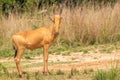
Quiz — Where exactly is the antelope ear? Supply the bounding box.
[48,16,54,23]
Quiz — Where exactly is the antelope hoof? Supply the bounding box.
[43,72,49,75]
[19,74,24,78]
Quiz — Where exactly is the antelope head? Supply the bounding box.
[50,4,63,35]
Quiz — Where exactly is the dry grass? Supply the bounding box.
[0,13,46,48]
[0,2,120,48]
[60,3,120,44]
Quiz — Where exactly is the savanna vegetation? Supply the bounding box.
[0,0,120,80]
[0,0,120,56]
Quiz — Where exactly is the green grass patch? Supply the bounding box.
[0,42,120,58]
[92,69,120,80]
[0,69,92,80]
[0,48,13,58]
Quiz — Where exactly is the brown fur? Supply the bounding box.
[12,15,61,77]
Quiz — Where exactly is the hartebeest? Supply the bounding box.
[12,8,62,77]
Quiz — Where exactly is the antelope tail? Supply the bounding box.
[13,45,17,58]
[12,40,17,58]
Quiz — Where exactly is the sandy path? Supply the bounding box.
[25,51,120,72]
[1,50,119,73]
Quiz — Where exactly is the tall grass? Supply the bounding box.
[60,3,120,45]
[0,2,120,49]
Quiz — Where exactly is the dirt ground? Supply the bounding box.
[28,50,120,72]
[1,50,120,73]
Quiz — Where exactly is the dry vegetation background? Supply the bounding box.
[0,2,120,49]
[1,1,120,80]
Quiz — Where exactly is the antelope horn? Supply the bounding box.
[53,4,56,15]
[58,4,63,15]
[47,4,56,22]
[59,7,62,15]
